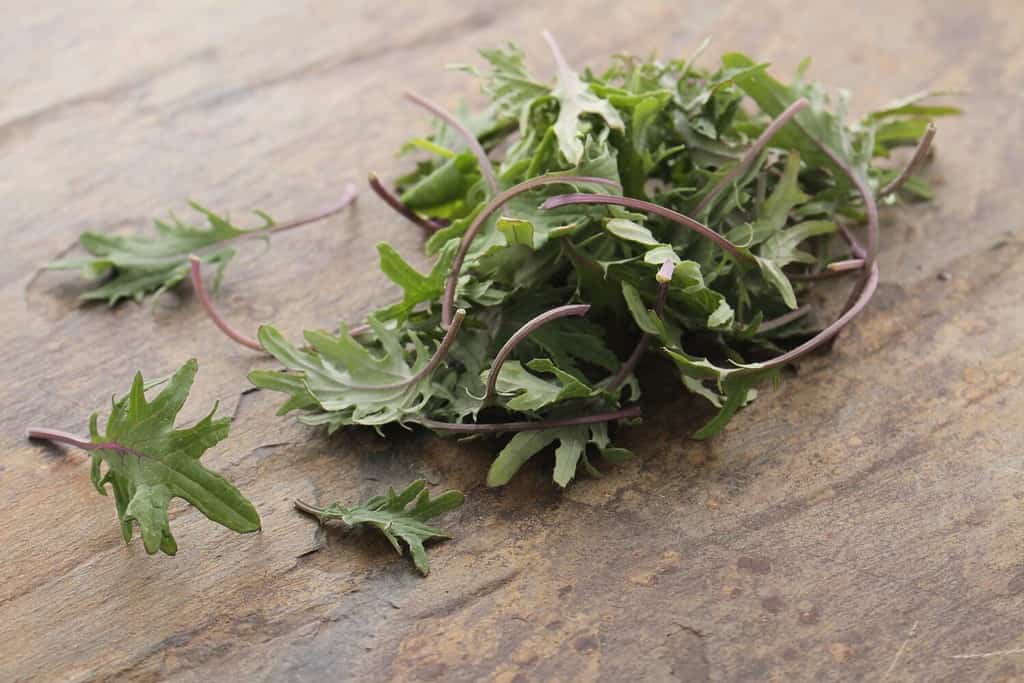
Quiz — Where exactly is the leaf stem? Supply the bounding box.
[838,223,867,259]
[404,91,499,195]
[542,193,752,262]
[441,174,621,328]
[694,98,809,215]
[483,304,591,404]
[294,499,329,519]
[756,303,813,333]
[189,256,264,351]
[258,183,358,235]
[368,172,442,234]
[26,428,145,459]
[419,404,642,433]
[880,123,936,197]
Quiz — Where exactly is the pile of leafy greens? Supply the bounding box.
[248,34,952,487]
[30,35,953,565]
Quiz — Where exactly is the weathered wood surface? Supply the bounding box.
[1,1,1022,680]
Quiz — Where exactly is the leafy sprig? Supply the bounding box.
[27,359,260,555]
[48,186,356,306]
[295,479,464,575]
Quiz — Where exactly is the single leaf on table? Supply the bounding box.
[297,480,464,575]
[30,359,260,555]
[47,202,259,305]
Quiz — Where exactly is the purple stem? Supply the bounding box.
[753,263,879,371]
[542,193,752,262]
[693,99,809,215]
[483,304,591,404]
[441,174,621,328]
[756,304,813,333]
[368,172,441,234]
[604,261,674,392]
[259,183,358,235]
[419,404,643,434]
[26,428,146,459]
[404,91,499,196]
[839,223,867,259]
[343,309,466,391]
[880,123,936,197]
[189,256,263,351]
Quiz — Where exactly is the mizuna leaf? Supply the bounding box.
[299,480,464,575]
[28,359,261,555]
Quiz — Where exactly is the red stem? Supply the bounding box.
[756,303,813,333]
[541,193,751,262]
[27,428,146,459]
[261,183,358,234]
[753,263,879,371]
[483,304,590,403]
[404,91,499,195]
[189,256,263,351]
[880,123,936,197]
[368,172,441,234]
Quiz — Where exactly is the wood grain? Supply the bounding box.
[1,1,1022,680]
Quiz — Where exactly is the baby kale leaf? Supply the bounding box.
[296,480,464,575]
[48,203,253,306]
[28,359,260,555]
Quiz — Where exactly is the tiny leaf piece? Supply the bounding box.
[26,359,260,555]
[295,480,464,575]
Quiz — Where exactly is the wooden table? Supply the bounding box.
[2,1,1021,680]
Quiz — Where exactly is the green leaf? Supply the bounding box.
[86,359,260,555]
[309,480,464,575]
[253,316,450,430]
[549,45,624,164]
[728,151,809,248]
[48,203,266,305]
[605,218,660,245]
[663,348,778,438]
[486,359,598,412]
[400,152,480,213]
[376,241,457,320]
[721,52,863,182]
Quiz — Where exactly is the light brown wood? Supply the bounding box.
[2,1,1022,680]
